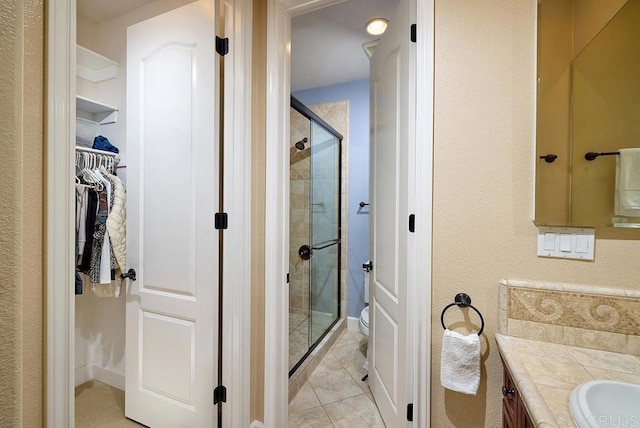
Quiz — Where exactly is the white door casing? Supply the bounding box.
[46,0,254,426]
[263,0,434,426]
[126,1,218,426]
[369,0,416,425]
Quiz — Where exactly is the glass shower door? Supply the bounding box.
[309,119,341,345]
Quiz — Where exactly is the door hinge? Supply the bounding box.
[410,24,416,43]
[407,403,414,421]
[214,385,227,404]
[409,214,415,233]
[215,212,228,229]
[216,36,229,56]
[286,273,290,283]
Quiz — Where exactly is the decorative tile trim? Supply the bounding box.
[509,287,639,336]
[501,279,640,355]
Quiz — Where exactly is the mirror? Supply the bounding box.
[535,0,640,228]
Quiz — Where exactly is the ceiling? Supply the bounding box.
[78,0,155,23]
[77,0,398,91]
[291,0,398,91]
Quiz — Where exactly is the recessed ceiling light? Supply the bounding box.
[366,18,388,36]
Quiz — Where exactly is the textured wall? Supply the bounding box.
[432,1,640,427]
[0,0,44,426]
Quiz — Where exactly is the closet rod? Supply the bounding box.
[75,145,119,157]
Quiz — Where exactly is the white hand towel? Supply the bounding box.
[440,329,481,395]
[615,148,640,217]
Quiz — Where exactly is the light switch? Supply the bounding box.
[537,226,595,261]
[576,235,589,254]
[543,233,556,251]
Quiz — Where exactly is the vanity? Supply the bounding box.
[501,357,533,428]
[497,279,640,427]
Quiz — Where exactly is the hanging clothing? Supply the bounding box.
[74,147,125,298]
[79,190,98,273]
[88,187,116,284]
[76,185,89,263]
[101,166,127,271]
[74,188,86,295]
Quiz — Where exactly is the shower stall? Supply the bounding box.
[289,96,342,375]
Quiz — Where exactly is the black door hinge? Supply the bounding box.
[286,273,290,283]
[410,24,416,43]
[407,403,413,421]
[214,385,227,404]
[215,212,228,230]
[409,214,415,233]
[216,36,229,56]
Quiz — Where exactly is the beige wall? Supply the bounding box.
[251,0,267,421]
[0,0,44,426]
[432,1,640,427]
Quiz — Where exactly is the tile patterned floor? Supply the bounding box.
[289,329,386,427]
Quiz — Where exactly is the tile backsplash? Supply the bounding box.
[499,279,640,355]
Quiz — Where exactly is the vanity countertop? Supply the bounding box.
[496,333,640,428]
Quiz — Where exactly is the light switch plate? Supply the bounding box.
[537,226,595,261]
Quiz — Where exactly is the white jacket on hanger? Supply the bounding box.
[101,166,126,271]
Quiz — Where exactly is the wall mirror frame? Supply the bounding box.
[535,0,640,238]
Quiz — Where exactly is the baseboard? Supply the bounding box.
[250,420,264,428]
[347,316,360,331]
[91,365,126,391]
[75,363,93,387]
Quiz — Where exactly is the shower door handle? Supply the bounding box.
[311,239,341,251]
[299,239,340,260]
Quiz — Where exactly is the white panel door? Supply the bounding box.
[125,1,219,427]
[369,0,415,425]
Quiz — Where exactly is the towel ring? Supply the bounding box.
[440,293,485,336]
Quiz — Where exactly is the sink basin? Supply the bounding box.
[570,380,640,428]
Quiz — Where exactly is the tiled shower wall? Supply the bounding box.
[290,107,311,315]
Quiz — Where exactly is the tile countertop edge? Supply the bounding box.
[496,333,560,428]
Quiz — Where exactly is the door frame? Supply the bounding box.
[263,0,434,426]
[45,0,253,426]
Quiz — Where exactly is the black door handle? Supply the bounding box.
[120,268,137,281]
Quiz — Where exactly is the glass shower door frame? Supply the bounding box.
[288,96,343,377]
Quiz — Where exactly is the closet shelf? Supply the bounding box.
[76,95,118,125]
[77,45,119,83]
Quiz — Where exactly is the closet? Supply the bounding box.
[74,1,220,426]
[74,43,127,390]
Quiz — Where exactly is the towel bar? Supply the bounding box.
[440,293,485,335]
[585,151,620,161]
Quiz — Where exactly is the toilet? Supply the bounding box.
[359,261,371,337]
[359,306,370,336]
